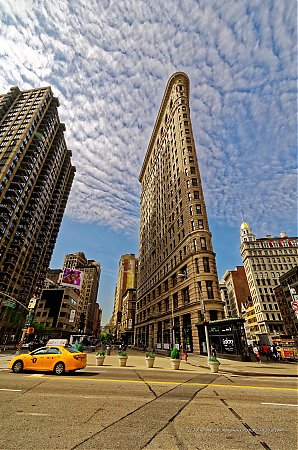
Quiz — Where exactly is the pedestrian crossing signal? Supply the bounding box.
[26,327,34,334]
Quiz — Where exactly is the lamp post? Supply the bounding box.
[171,296,175,349]
[198,286,211,362]
[15,295,38,356]
[176,272,188,350]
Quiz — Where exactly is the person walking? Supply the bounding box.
[261,344,270,362]
[253,344,261,363]
[271,343,279,361]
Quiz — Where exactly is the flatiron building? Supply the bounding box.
[135,72,224,353]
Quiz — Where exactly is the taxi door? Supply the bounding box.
[26,347,49,370]
[44,347,63,370]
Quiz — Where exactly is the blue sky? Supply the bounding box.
[0,0,297,324]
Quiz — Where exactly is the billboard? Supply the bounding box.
[61,268,83,290]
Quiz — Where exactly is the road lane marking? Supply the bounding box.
[16,412,50,416]
[261,402,298,407]
[0,388,22,392]
[24,376,298,391]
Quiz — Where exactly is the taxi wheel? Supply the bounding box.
[53,362,65,375]
[12,360,23,373]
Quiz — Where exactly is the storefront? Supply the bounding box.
[196,318,250,361]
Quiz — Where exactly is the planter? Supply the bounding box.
[145,357,155,368]
[170,358,180,370]
[95,356,105,366]
[118,356,128,367]
[209,362,220,373]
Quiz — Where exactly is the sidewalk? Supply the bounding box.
[87,349,298,377]
[1,348,297,377]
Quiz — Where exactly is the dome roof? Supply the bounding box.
[240,221,250,230]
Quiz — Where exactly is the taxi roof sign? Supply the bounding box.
[46,339,68,346]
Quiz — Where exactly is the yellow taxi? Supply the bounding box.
[9,345,87,375]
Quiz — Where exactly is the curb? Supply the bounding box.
[196,365,298,378]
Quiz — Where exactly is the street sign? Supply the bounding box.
[4,299,16,308]
[28,297,37,309]
[25,314,33,326]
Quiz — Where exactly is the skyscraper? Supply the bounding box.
[135,72,224,353]
[60,252,101,335]
[0,86,75,340]
[111,253,138,338]
[240,221,298,342]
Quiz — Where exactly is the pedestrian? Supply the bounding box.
[261,344,270,362]
[211,345,217,357]
[253,344,261,363]
[271,343,279,361]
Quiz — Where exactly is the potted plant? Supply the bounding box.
[208,356,220,373]
[118,351,128,367]
[95,351,105,366]
[170,347,181,370]
[145,352,155,368]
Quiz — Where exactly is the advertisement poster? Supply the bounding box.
[61,268,83,290]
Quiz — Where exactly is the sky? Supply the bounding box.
[0,0,297,325]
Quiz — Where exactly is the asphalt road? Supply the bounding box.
[0,365,297,450]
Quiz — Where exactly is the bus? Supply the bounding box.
[272,338,297,359]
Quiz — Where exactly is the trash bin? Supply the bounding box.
[106,346,111,356]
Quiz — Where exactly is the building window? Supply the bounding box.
[195,258,199,273]
[190,166,196,174]
[165,298,170,311]
[182,287,190,304]
[200,237,207,250]
[206,281,214,299]
[173,292,178,309]
[203,257,210,272]
[193,238,197,251]
[194,191,200,199]
[198,219,204,229]
[164,280,168,291]
[195,204,201,214]
[191,178,198,186]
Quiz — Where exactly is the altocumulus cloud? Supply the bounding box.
[0,0,296,237]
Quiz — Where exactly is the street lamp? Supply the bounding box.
[15,295,38,356]
[198,286,211,362]
[174,272,188,350]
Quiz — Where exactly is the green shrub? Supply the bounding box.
[118,351,127,357]
[76,344,83,352]
[145,352,155,358]
[170,348,180,359]
[209,356,220,364]
[96,351,105,356]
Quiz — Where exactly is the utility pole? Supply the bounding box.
[15,296,38,356]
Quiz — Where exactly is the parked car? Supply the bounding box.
[9,345,86,375]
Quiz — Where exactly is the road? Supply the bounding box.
[0,363,297,450]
